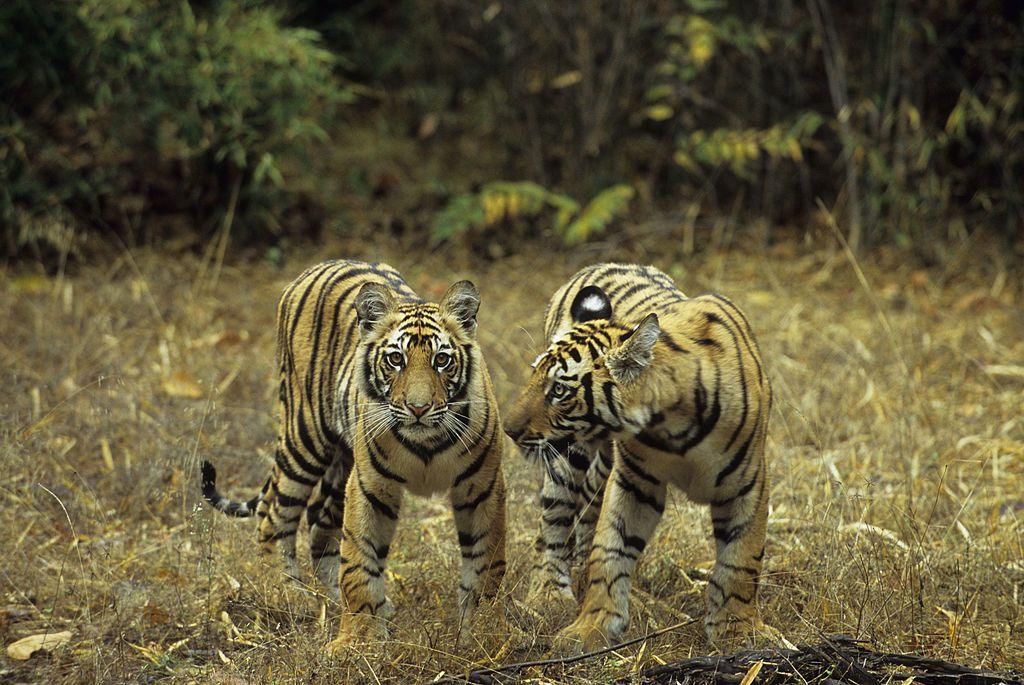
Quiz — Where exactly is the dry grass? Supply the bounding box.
[1,230,1022,683]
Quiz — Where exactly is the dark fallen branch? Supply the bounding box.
[422,632,1022,685]
[634,634,1023,685]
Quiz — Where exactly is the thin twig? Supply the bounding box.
[816,198,908,375]
[210,174,243,291]
[423,618,698,684]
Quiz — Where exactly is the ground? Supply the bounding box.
[1,229,1022,683]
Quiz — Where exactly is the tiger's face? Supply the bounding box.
[505,285,660,456]
[355,280,479,436]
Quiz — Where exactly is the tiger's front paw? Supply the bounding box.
[553,609,626,654]
[526,576,577,618]
[455,596,509,651]
[327,612,387,656]
[704,609,758,650]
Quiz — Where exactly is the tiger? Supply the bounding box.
[504,262,771,650]
[200,260,506,652]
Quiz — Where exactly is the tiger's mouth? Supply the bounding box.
[517,433,572,450]
[393,409,447,428]
[515,434,575,464]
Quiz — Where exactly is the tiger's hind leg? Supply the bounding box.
[706,444,768,647]
[529,445,589,610]
[260,426,332,584]
[306,445,353,601]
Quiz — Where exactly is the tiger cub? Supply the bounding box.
[201,260,506,651]
[505,263,770,649]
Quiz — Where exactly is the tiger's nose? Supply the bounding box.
[406,402,431,417]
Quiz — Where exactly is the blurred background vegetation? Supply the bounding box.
[2,0,1021,263]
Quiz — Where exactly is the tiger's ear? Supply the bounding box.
[606,313,660,384]
[570,285,612,323]
[355,282,396,336]
[441,280,480,335]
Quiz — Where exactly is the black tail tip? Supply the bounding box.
[201,460,216,488]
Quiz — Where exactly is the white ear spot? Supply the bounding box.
[570,285,612,322]
[580,293,606,313]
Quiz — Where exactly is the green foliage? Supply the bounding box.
[431,182,633,246]
[378,0,1021,248]
[562,185,636,245]
[673,114,824,179]
[1,0,350,254]
[639,3,826,185]
[3,0,1022,256]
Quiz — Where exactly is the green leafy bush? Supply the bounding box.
[1,0,350,256]
[3,0,1021,256]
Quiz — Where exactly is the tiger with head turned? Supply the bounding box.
[201,260,506,652]
[505,262,771,650]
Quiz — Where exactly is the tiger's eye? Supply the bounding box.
[550,381,569,399]
[386,351,404,367]
[434,352,451,369]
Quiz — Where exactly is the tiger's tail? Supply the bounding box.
[200,460,268,518]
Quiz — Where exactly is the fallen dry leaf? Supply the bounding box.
[954,288,989,312]
[7,630,73,660]
[100,438,114,471]
[162,371,203,399]
[142,603,170,627]
[213,330,246,350]
[983,364,1024,380]
[191,330,248,351]
[739,659,765,685]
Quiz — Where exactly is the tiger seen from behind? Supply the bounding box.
[201,260,506,653]
[505,263,771,650]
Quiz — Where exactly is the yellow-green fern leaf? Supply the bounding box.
[561,184,634,245]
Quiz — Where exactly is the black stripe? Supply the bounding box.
[288,264,354,346]
[711,460,762,506]
[295,410,330,467]
[615,474,664,513]
[367,441,407,483]
[679,362,722,453]
[612,517,649,553]
[715,427,756,487]
[720,561,760,575]
[658,331,687,352]
[458,530,484,548]
[452,407,494,488]
[453,473,497,512]
[620,450,659,484]
[357,475,398,520]
[275,492,306,508]
[275,449,319,487]
[541,496,576,509]
[282,429,327,476]
[566,446,591,470]
[709,295,765,385]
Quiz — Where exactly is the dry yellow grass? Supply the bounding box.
[1,231,1022,683]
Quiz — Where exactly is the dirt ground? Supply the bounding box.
[2,230,1022,683]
